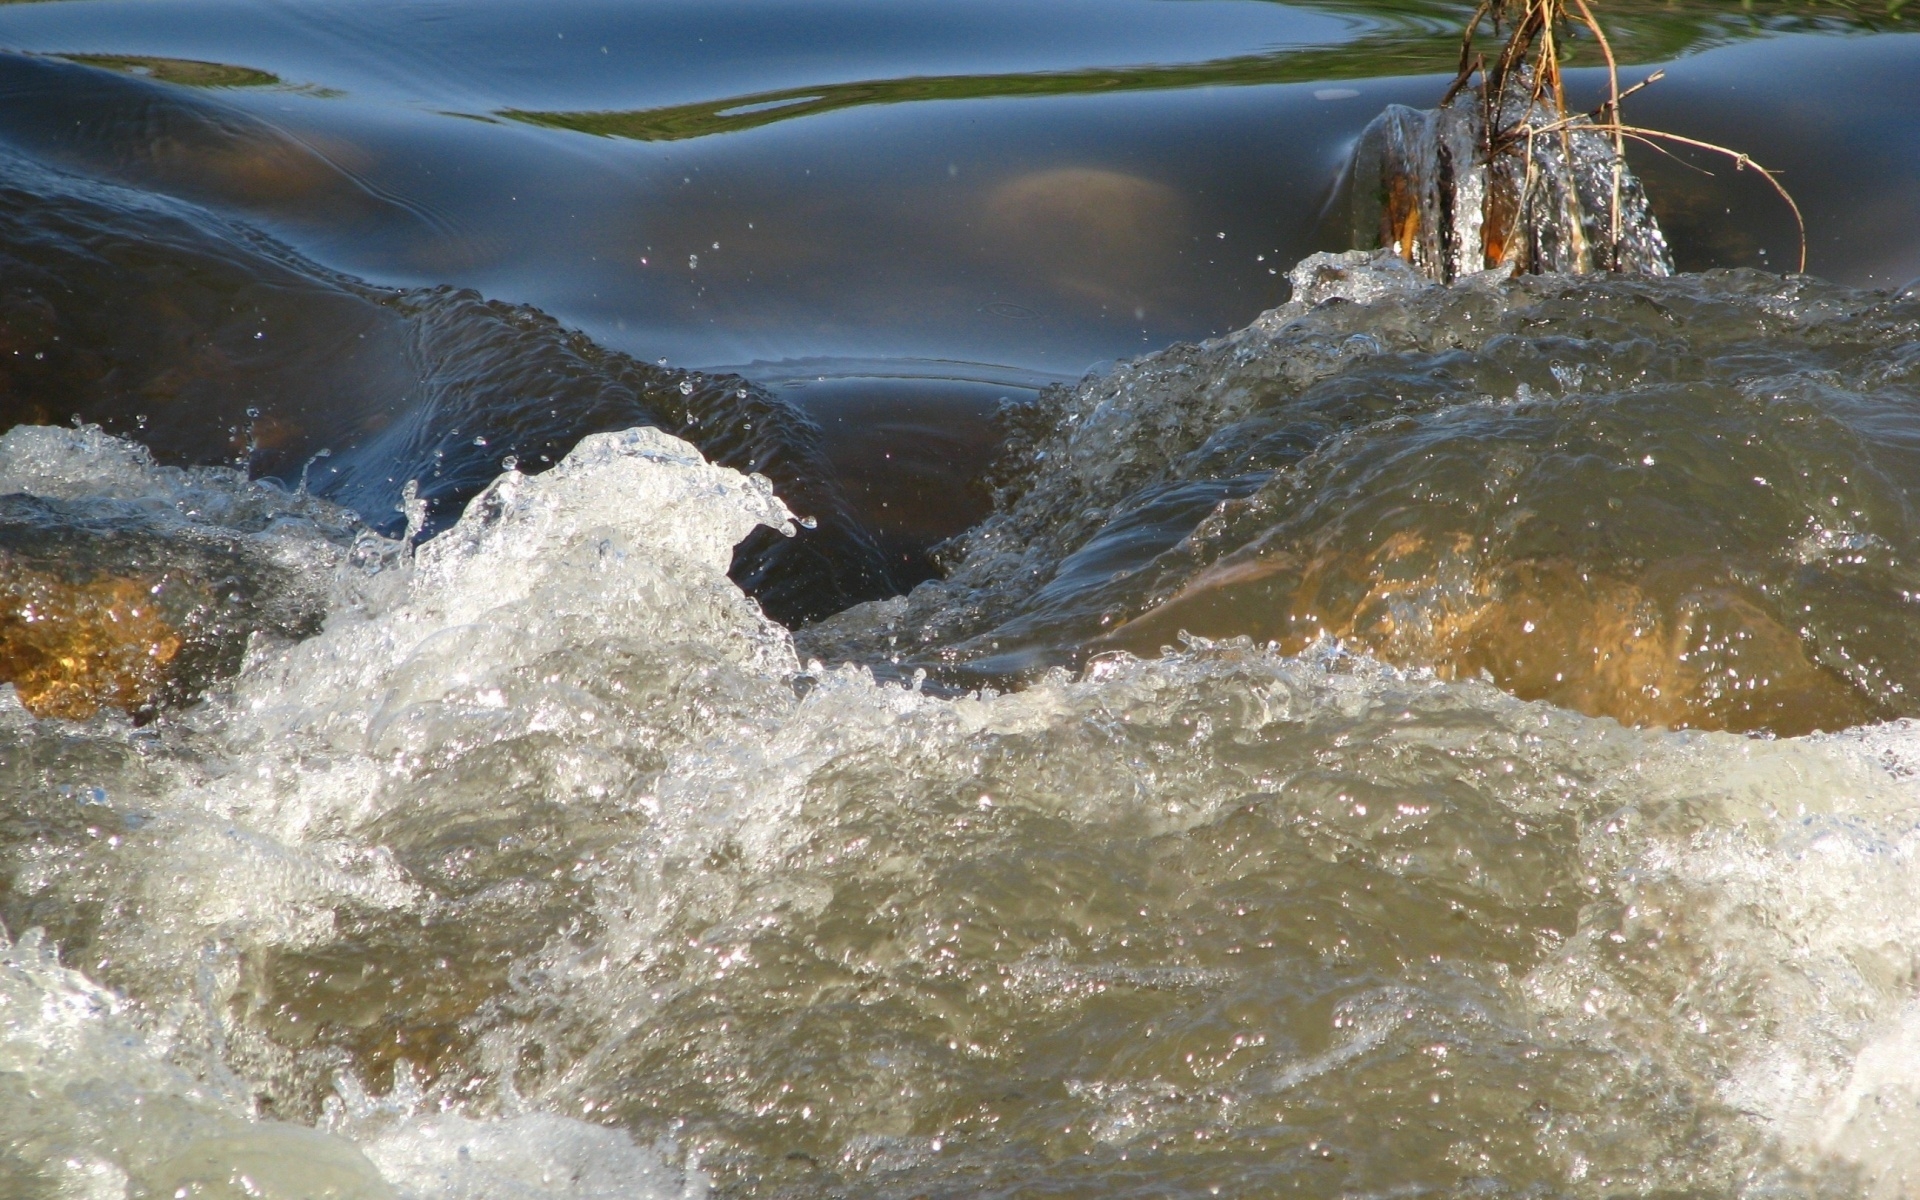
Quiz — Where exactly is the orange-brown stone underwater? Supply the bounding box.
[0,554,185,719]
[1102,530,1871,735]
[821,266,1920,745]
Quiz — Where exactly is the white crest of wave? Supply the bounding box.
[6,419,1920,1196]
[0,424,784,1199]
[0,926,701,1200]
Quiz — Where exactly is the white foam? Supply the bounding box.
[8,422,1920,1196]
[2,426,786,1197]
[0,927,699,1200]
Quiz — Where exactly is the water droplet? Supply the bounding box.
[679,379,695,396]
[399,479,426,544]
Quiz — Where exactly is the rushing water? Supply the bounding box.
[6,1,1920,1197]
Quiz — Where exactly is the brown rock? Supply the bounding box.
[0,553,187,719]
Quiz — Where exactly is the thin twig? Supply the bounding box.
[1614,128,1715,175]
[1593,69,1664,116]
[1604,124,1808,271]
[1432,1,1806,277]
[1441,0,1497,107]
[1566,0,1624,251]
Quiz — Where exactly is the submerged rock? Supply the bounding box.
[1347,71,1672,281]
[806,259,1920,737]
[0,425,349,719]
[0,554,186,719]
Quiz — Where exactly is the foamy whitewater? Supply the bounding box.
[7,260,1920,1198]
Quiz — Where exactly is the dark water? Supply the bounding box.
[7,4,1920,1200]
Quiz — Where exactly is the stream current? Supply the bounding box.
[6,2,1920,1198]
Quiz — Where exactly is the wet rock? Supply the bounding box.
[1104,532,1872,735]
[1347,72,1672,281]
[0,554,185,719]
[811,265,1920,738]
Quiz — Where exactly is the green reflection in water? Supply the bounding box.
[59,53,280,88]
[502,0,1907,143]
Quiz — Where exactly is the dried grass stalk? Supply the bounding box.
[1356,0,1805,279]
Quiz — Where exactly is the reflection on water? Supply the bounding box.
[58,53,282,89]
[0,53,385,223]
[496,47,1449,144]
[0,0,1915,385]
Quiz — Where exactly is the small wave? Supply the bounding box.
[0,140,904,623]
[4,404,1920,1195]
[807,249,1920,736]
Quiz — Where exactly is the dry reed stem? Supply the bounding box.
[1566,0,1625,247]
[1521,107,1811,272]
[1446,0,1808,275]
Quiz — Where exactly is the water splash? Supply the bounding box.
[1346,73,1673,281]
[5,392,1920,1195]
[806,259,1920,735]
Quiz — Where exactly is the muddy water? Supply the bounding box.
[812,255,1920,736]
[6,1,1920,1198]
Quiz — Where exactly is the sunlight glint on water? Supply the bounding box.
[4,382,1920,1195]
